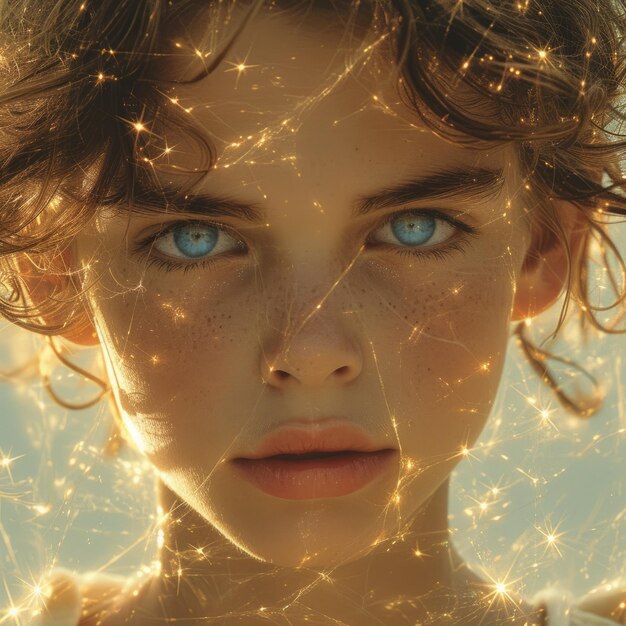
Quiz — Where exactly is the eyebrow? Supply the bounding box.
[353,166,505,216]
[128,166,504,222]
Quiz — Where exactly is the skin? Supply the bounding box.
[30,5,585,625]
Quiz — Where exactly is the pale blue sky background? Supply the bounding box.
[0,225,624,618]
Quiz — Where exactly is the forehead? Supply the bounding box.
[151,6,517,210]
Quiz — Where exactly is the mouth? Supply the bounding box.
[231,449,398,500]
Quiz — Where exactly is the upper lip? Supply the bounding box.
[234,422,397,460]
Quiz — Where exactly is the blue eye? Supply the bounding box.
[173,224,217,258]
[152,222,243,261]
[391,214,436,246]
[372,211,457,249]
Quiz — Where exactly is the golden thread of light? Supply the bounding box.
[2,5,625,624]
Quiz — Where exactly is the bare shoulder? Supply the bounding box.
[39,569,82,617]
[576,581,626,625]
[77,572,160,626]
[76,572,127,626]
[36,569,124,625]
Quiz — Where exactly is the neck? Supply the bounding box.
[130,478,482,624]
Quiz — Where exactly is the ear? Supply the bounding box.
[16,243,99,346]
[512,200,588,322]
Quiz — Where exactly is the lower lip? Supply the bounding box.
[231,450,397,500]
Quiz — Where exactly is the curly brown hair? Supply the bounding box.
[0,0,625,417]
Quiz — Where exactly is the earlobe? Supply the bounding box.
[511,201,588,322]
[511,242,569,321]
[15,244,100,347]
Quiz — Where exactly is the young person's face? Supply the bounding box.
[74,9,532,567]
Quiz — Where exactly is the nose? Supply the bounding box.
[261,300,363,389]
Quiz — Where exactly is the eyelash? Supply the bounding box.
[133,209,479,273]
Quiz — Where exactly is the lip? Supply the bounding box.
[235,423,393,459]
[231,423,399,500]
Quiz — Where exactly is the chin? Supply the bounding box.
[187,462,403,568]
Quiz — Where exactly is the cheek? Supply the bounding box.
[86,264,260,464]
[371,259,515,460]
